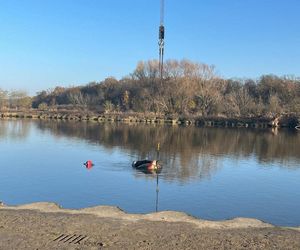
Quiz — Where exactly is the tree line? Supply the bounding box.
[1,59,300,118]
[0,89,32,110]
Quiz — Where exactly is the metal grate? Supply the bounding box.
[53,234,88,244]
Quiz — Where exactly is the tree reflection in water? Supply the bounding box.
[29,120,300,182]
[0,120,31,141]
[1,119,299,181]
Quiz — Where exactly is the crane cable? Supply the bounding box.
[155,142,160,212]
[159,0,165,84]
[160,0,164,25]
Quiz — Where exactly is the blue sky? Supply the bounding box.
[0,0,299,95]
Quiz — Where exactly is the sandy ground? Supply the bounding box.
[1,202,300,250]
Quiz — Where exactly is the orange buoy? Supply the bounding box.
[84,160,93,169]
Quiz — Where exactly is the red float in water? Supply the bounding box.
[84,160,93,169]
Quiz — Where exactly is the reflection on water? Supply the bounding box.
[0,120,31,141]
[33,120,300,181]
[0,119,300,226]
[132,166,162,212]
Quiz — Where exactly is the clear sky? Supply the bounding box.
[0,0,299,95]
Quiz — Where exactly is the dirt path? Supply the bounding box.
[1,203,300,249]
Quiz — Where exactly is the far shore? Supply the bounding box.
[1,109,299,129]
[1,202,300,249]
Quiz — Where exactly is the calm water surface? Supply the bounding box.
[0,119,299,226]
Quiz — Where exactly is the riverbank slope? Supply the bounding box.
[1,202,300,249]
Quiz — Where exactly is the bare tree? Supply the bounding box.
[0,88,8,109]
[8,90,32,110]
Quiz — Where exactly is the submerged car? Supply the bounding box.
[132,160,161,172]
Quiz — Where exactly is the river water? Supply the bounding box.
[0,119,299,226]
